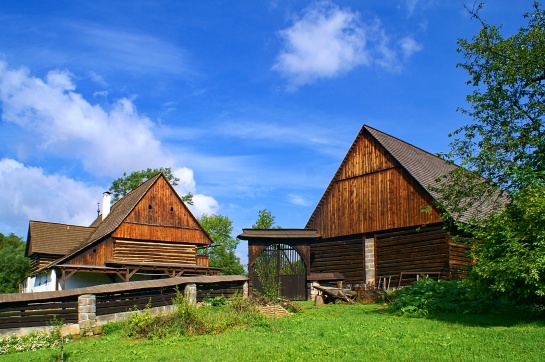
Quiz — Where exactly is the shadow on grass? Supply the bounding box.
[374,304,545,328]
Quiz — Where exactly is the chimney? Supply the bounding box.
[102,192,112,220]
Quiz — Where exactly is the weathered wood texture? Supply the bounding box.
[448,239,472,280]
[307,131,443,239]
[0,296,78,329]
[66,237,115,266]
[196,255,209,267]
[0,278,247,329]
[112,176,210,245]
[376,225,450,287]
[310,237,364,285]
[196,282,246,302]
[113,240,196,264]
[95,287,179,315]
[30,254,63,273]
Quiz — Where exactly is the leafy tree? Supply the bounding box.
[251,209,283,301]
[198,214,245,275]
[469,185,545,305]
[252,209,281,229]
[438,2,545,306]
[0,232,30,293]
[109,167,193,204]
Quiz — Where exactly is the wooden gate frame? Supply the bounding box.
[238,229,321,300]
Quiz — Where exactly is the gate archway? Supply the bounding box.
[238,228,320,301]
[252,244,306,300]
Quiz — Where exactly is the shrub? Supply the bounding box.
[121,292,267,339]
[0,329,69,355]
[388,277,500,317]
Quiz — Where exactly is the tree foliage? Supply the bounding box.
[252,209,281,229]
[198,214,245,275]
[438,2,545,306]
[0,233,30,293]
[443,1,545,202]
[470,185,545,305]
[108,167,193,204]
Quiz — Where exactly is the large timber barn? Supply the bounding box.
[240,125,472,300]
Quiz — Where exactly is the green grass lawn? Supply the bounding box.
[2,303,544,362]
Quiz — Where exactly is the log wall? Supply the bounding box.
[448,240,471,280]
[30,254,62,274]
[113,240,196,264]
[310,237,364,285]
[375,225,449,287]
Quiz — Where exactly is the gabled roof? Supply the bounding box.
[43,173,162,269]
[306,124,488,228]
[26,221,96,257]
[364,125,457,203]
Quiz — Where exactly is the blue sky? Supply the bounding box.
[0,0,533,265]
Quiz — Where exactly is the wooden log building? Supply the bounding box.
[240,125,475,300]
[24,173,219,292]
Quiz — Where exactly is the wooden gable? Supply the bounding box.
[112,175,211,244]
[306,127,443,239]
[55,173,211,269]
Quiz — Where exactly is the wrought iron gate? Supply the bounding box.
[252,244,307,300]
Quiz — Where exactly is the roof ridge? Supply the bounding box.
[40,173,164,271]
[29,220,91,228]
[363,125,447,161]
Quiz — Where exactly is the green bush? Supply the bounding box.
[388,278,500,317]
[121,293,266,339]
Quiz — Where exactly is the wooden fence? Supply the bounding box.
[0,275,248,332]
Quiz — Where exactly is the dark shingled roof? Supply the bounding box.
[307,124,498,227]
[364,125,457,204]
[26,221,96,256]
[237,229,321,240]
[365,125,503,222]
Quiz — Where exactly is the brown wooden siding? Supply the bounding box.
[113,240,196,264]
[112,223,210,244]
[310,237,364,285]
[375,225,449,287]
[448,241,471,280]
[66,237,115,266]
[307,131,443,239]
[196,255,209,267]
[120,176,210,244]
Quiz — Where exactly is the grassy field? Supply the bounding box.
[2,303,544,362]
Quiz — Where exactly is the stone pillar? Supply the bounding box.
[78,294,96,333]
[364,237,375,286]
[242,281,249,298]
[184,284,197,305]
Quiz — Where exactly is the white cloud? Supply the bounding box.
[288,194,310,206]
[65,24,192,77]
[188,194,220,218]
[173,167,197,195]
[0,158,102,237]
[273,1,368,88]
[273,1,423,88]
[0,61,219,230]
[399,36,423,58]
[0,61,171,176]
